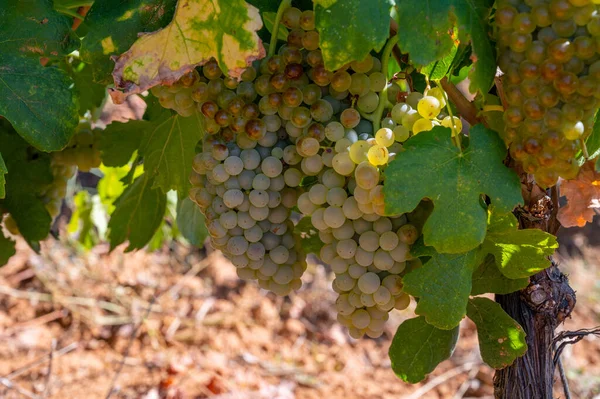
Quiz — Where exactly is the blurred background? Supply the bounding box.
[0,213,599,399]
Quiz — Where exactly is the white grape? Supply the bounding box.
[357,272,380,294]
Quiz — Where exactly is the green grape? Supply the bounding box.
[393,125,410,142]
[351,55,374,73]
[349,73,371,96]
[356,92,379,113]
[354,162,379,189]
[368,72,387,92]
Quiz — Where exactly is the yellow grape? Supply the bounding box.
[412,118,434,135]
[417,96,442,119]
[349,140,370,164]
[375,128,394,147]
[427,87,447,109]
[367,144,389,166]
[441,116,463,135]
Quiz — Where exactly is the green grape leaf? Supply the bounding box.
[68,191,98,250]
[395,0,455,67]
[452,0,496,93]
[176,196,208,247]
[0,53,79,151]
[585,111,600,162]
[0,154,6,199]
[107,173,167,251]
[100,121,148,167]
[97,165,133,214]
[0,0,79,58]
[384,125,522,254]
[80,0,177,84]
[111,0,265,102]
[0,229,16,267]
[246,0,280,11]
[0,128,53,244]
[394,0,495,93]
[293,216,323,255]
[420,29,459,81]
[467,297,527,369]
[471,254,530,295]
[314,0,393,71]
[263,12,289,41]
[404,247,481,329]
[139,111,204,195]
[64,59,107,114]
[389,316,459,383]
[482,210,557,279]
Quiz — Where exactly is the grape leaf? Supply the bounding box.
[394,0,495,93]
[100,121,148,167]
[384,125,522,254]
[263,11,289,41]
[111,0,265,102]
[0,53,79,151]
[293,216,323,255]
[584,111,600,164]
[395,0,455,67]
[97,165,135,214]
[404,246,481,329]
[68,191,98,250]
[0,127,53,244]
[80,0,177,84]
[0,154,6,199]
[452,0,496,93]
[176,196,208,247]
[389,316,459,383]
[64,59,107,114]
[107,173,167,251]
[467,297,527,369]
[420,29,459,81]
[0,229,16,267]
[0,0,79,58]
[557,161,600,227]
[314,0,392,71]
[482,210,557,279]
[139,110,204,194]
[471,254,529,295]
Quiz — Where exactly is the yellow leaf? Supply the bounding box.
[111,0,265,103]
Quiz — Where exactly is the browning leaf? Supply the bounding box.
[557,161,600,228]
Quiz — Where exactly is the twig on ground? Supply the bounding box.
[557,356,572,399]
[2,342,78,380]
[452,366,480,399]
[401,362,478,399]
[0,377,42,399]
[42,340,56,399]
[105,295,158,399]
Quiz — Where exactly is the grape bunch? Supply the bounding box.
[53,122,102,172]
[170,5,440,337]
[495,0,600,187]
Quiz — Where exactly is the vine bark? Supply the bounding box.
[493,172,577,399]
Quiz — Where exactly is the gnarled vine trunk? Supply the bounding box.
[493,178,576,399]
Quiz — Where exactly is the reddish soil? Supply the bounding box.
[0,236,598,399]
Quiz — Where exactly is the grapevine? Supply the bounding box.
[0,0,598,396]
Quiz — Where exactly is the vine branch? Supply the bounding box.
[439,77,484,128]
[368,34,399,131]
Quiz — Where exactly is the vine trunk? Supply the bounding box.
[493,178,576,399]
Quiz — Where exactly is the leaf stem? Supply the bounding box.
[370,35,399,131]
[438,84,462,152]
[269,0,292,58]
[579,138,590,159]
